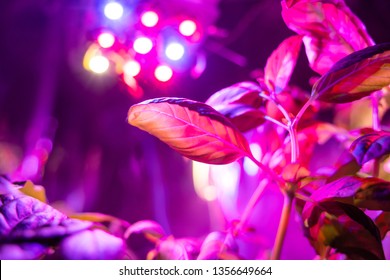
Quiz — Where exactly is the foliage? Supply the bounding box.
[2,0,390,260]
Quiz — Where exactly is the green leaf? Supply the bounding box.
[128,98,253,164]
[303,200,385,259]
[309,176,390,211]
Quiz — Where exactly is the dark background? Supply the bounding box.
[0,0,389,243]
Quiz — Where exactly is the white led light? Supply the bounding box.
[133,37,153,54]
[165,42,185,61]
[141,11,159,27]
[154,65,173,82]
[179,20,197,36]
[89,55,110,74]
[104,2,124,20]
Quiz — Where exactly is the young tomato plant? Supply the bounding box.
[128,0,390,260]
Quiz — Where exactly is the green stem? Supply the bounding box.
[271,191,294,260]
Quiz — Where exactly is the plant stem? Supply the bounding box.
[271,191,294,260]
[234,179,268,236]
[371,91,381,177]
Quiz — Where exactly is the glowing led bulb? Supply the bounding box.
[89,55,110,74]
[154,65,173,82]
[104,2,124,20]
[141,11,159,27]
[123,60,141,77]
[97,32,115,48]
[133,37,153,54]
[179,20,197,36]
[165,42,185,61]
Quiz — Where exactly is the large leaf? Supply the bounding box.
[282,0,374,75]
[264,35,302,94]
[350,131,390,165]
[312,43,390,103]
[0,192,91,241]
[128,97,253,164]
[309,176,390,211]
[303,200,385,259]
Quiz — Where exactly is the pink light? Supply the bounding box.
[123,60,141,77]
[179,20,197,36]
[154,65,173,82]
[141,11,159,27]
[97,32,115,48]
[133,37,153,54]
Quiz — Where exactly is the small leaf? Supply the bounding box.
[375,211,390,239]
[282,0,374,75]
[128,98,252,164]
[18,180,47,203]
[206,82,265,132]
[197,232,238,260]
[57,229,126,260]
[281,163,310,184]
[212,103,265,132]
[206,81,263,108]
[312,43,390,103]
[303,200,385,259]
[350,131,390,165]
[326,157,360,183]
[147,237,195,260]
[264,35,302,94]
[309,176,390,211]
[124,220,166,243]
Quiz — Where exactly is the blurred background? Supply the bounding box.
[0,0,389,259]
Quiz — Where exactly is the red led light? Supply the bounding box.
[133,37,153,54]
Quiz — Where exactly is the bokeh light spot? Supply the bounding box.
[123,60,141,77]
[154,65,173,82]
[133,37,153,54]
[97,32,115,48]
[179,20,197,36]
[104,2,124,20]
[165,42,185,61]
[89,55,110,74]
[141,11,159,27]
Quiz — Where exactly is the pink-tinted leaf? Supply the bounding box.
[206,82,265,132]
[303,200,384,259]
[282,0,374,74]
[350,131,390,165]
[58,229,126,260]
[0,176,21,195]
[206,81,264,108]
[147,237,196,260]
[0,243,48,260]
[264,35,302,94]
[197,232,239,260]
[128,98,253,164]
[375,212,390,240]
[124,220,166,243]
[309,176,390,211]
[212,104,265,132]
[326,157,360,183]
[312,43,390,103]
